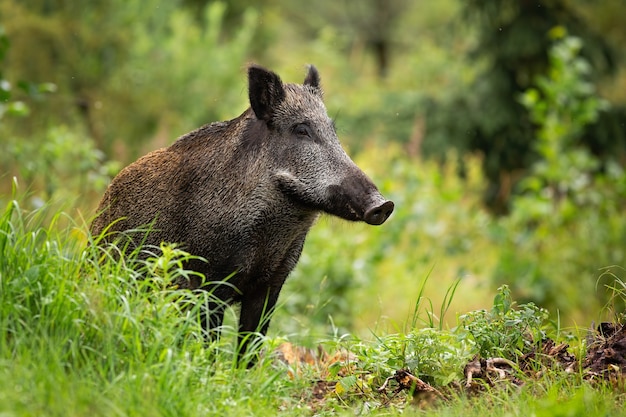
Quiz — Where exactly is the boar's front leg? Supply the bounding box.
[237,285,281,367]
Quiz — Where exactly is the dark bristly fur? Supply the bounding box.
[91,64,394,365]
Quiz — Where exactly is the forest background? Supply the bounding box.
[1,0,626,340]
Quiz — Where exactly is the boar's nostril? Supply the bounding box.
[364,200,394,225]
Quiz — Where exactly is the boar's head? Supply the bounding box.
[248,64,394,225]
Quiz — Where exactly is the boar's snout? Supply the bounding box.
[364,199,394,225]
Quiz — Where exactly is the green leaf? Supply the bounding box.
[338,375,357,393]
[6,101,30,117]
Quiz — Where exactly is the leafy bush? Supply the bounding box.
[331,284,547,392]
[516,30,613,225]
[492,32,626,318]
[3,126,118,207]
[355,327,476,386]
[458,285,548,358]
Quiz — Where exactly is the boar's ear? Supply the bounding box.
[303,65,321,91]
[248,64,286,122]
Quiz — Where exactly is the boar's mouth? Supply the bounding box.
[274,171,394,225]
[325,184,394,225]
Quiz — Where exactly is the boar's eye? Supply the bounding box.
[294,123,312,138]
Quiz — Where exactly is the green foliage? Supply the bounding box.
[1,0,137,136]
[492,33,626,316]
[354,327,476,387]
[3,126,119,205]
[0,1,258,158]
[422,0,623,212]
[342,285,546,389]
[517,31,615,223]
[0,25,52,120]
[458,285,548,358]
[0,24,103,208]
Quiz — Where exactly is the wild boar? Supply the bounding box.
[91,64,394,364]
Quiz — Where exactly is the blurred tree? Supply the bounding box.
[0,0,259,160]
[422,0,626,214]
[0,25,30,121]
[110,2,259,156]
[0,0,151,148]
[181,0,276,59]
[278,0,408,78]
[0,25,112,204]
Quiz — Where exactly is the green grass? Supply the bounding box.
[0,199,298,416]
[404,381,625,417]
[1,195,625,416]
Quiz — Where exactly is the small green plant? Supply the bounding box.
[347,285,547,389]
[458,285,549,358]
